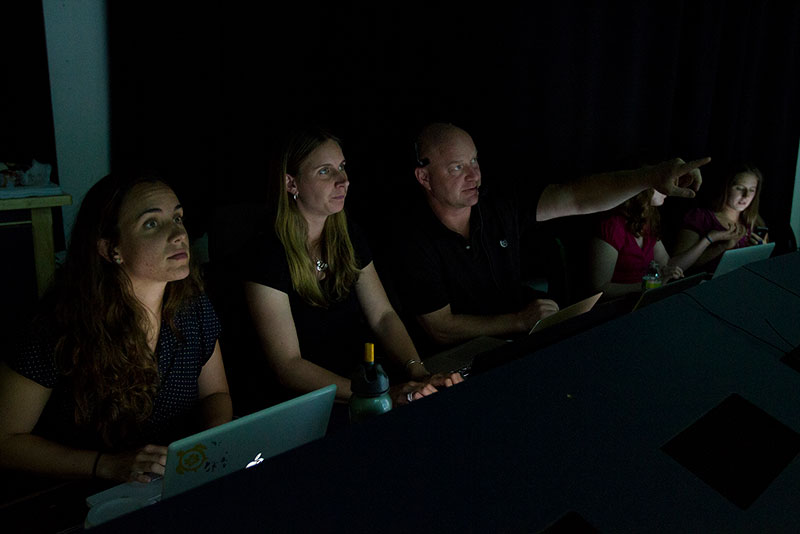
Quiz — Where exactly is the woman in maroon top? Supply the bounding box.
[589,188,734,300]
[674,163,768,274]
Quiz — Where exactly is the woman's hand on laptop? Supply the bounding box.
[390,381,438,406]
[661,264,684,283]
[97,444,168,483]
[405,361,465,387]
[426,372,465,388]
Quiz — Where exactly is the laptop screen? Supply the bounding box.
[714,243,775,278]
[528,292,603,335]
[162,384,336,499]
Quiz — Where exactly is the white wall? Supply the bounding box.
[41,0,110,242]
[792,137,800,251]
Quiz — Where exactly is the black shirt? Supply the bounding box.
[392,186,546,350]
[243,216,372,378]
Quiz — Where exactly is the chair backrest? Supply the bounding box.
[520,221,571,304]
[206,203,284,416]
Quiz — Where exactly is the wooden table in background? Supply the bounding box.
[0,193,72,297]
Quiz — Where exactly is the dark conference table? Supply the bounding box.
[95,252,800,533]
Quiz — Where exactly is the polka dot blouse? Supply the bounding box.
[7,293,222,450]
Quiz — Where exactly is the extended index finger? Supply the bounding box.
[680,156,711,173]
[680,157,711,191]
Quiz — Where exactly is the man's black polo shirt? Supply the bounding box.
[395,186,545,321]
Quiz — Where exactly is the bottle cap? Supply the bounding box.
[351,343,389,397]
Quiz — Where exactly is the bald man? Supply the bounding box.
[395,122,708,350]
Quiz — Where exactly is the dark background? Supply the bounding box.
[104,1,800,255]
[2,0,800,314]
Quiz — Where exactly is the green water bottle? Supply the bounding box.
[349,343,392,423]
[641,260,662,292]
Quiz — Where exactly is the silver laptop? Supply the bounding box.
[85,384,336,519]
[713,242,775,278]
[527,292,603,334]
[422,293,603,376]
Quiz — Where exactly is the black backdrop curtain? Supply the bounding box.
[107,1,800,261]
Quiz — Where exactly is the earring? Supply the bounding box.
[293,193,298,201]
[114,256,122,265]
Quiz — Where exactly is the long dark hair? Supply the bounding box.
[41,170,201,448]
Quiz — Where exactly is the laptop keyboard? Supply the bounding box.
[85,475,163,508]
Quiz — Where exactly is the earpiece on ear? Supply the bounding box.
[413,142,429,168]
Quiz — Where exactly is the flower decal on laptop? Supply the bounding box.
[176,443,208,475]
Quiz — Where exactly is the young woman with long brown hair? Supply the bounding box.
[0,171,231,483]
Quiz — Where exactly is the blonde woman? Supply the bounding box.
[243,126,461,409]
